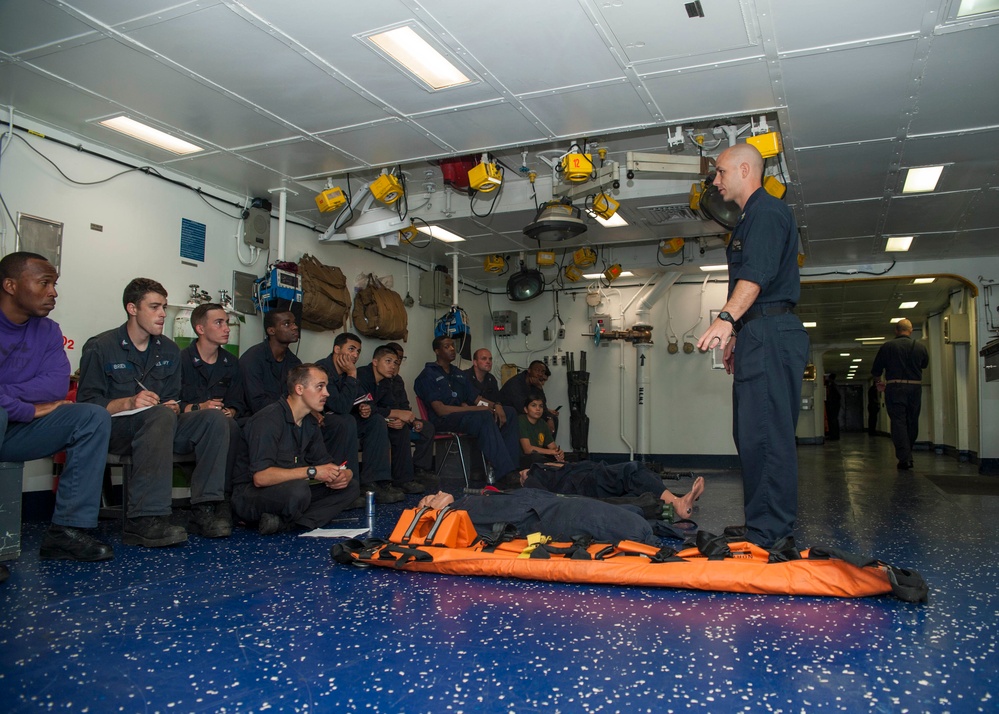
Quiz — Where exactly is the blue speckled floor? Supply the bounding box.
[1,434,997,712]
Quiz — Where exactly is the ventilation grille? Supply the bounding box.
[638,204,699,225]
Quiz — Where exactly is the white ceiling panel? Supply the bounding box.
[802,236,878,264]
[429,1,627,95]
[957,189,999,231]
[521,82,655,138]
[781,39,918,146]
[951,226,999,255]
[883,191,978,234]
[64,0,210,28]
[803,200,883,240]
[166,150,297,199]
[909,24,999,134]
[770,0,928,52]
[239,0,502,115]
[317,120,449,167]
[414,103,547,153]
[236,139,357,182]
[127,5,385,134]
[0,0,98,55]
[795,141,896,203]
[0,64,118,133]
[595,0,757,65]
[28,39,293,148]
[640,59,776,122]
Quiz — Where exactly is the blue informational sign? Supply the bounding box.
[180,218,206,262]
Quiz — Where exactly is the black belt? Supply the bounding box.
[735,303,795,333]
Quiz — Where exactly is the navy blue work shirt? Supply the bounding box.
[78,323,181,407]
[727,187,800,305]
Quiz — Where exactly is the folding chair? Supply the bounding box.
[416,398,487,488]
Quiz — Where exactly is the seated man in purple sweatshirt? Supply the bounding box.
[0,252,113,582]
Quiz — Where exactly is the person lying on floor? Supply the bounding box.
[417,487,659,545]
[515,460,704,520]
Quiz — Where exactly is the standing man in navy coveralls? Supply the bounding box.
[870,318,928,470]
[697,143,810,549]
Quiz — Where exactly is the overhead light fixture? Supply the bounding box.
[890,317,904,323]
[588,210,628,228]
[572,247,597,268]
[561,153,593,182]
[856,336,886,341]
[885,236,914,252]
[902,165,944,193]
[699,264,729,272]
[98,115,203,155]
[899,301,918,309]
[957,0,999,17]
[343,206,408,248]
[802,321,817,328]
[660,237,685,255]
[417,225,465,243]
[468,154,502,193]
[852,358,863,363]
[364,25,472,90]
[840,353,851,357]
[523,200,587,242]
[507,261,545,302]
[912,277,936,284]
[583,267,632,281]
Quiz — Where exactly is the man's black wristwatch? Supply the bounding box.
[306,466,317,479]
[190,403,200,411]
[718,311,736,326]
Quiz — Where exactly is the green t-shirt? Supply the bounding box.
[518,414,554,449]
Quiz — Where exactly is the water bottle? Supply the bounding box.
[366,490,375,534]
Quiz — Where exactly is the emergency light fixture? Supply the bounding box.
[468,155,503,193]
[370,172,404,205]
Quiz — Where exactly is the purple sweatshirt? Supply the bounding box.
[0,310,71,423]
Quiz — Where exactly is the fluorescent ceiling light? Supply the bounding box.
[902,165,943,193]
[586,210,628,228]
[890,317,904,323]
[852,358,863,363]
[912,277,936,284]
[840,353,851,357]
[957,0,999,17]
[699,264,728,272]
[417,225,465,243]
[856,337,885,342]
[366,26,471,90]
[583,271,634,279]
[885,236,913,252]
[899,301,918,309]
[802,321,817,328]
[98,115,203,155]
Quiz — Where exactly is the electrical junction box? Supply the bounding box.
[492,310,518,337]
[943,314,971,344]
[592,313,610,338]
[419,270,453,308]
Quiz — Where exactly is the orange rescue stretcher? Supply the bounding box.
[330,506,929,602]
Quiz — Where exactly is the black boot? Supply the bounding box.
[123,515,188,547]
[187,503,232,538]
[39,525,114,561]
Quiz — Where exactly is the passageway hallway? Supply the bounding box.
[1,435,996,712]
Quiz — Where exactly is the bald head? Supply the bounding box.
[895,318,914,336]
[713,143,765,208]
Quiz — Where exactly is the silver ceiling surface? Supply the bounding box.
[2,0,997,379]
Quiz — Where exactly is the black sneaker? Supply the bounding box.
[396,480,426,495]
[187,503,232,538]
[123,516,188,548]
[258,513,290,535]
[372,482,405,504]
[39,525,114,562]
[346,496,366,510]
